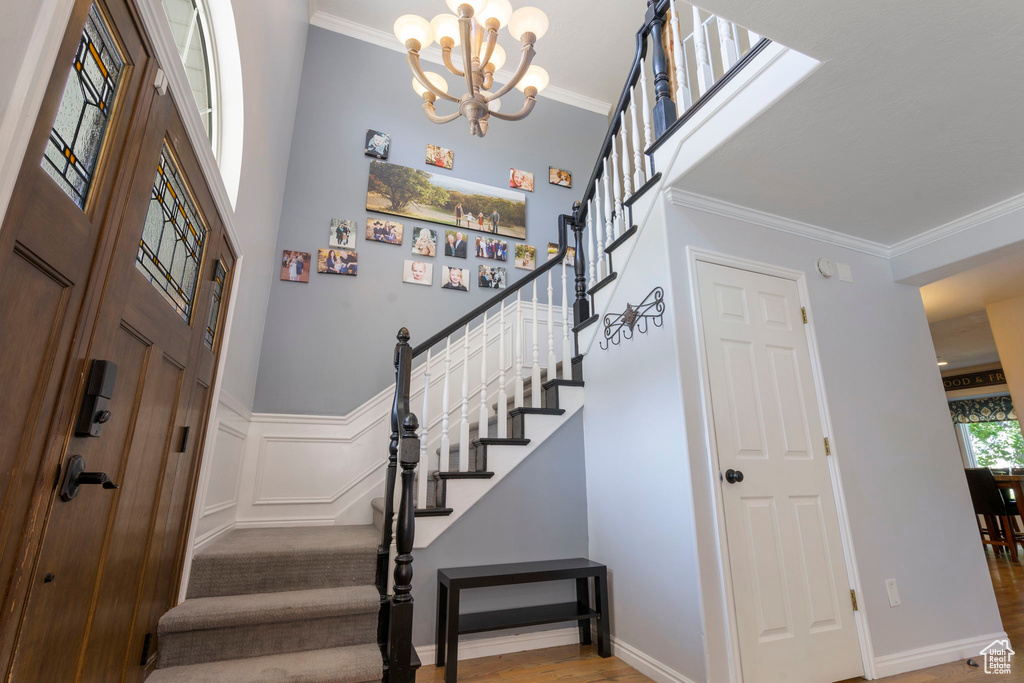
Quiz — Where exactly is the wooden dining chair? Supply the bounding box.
[965,468,1019,561]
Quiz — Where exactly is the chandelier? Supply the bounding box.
[393,0,550,137]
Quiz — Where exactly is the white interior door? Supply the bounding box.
[696,261,862,683]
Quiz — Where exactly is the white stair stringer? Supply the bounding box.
[414,385,584,548]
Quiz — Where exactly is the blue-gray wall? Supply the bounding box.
[411,412,590,647]
[253,28,607,415]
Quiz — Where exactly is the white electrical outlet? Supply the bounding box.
[885,579,901,607]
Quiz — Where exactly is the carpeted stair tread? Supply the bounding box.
[161,585,379,633]
[147,643,382,683]
[188,526,378,598]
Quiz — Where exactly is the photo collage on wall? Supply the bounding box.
[280,127,573,291]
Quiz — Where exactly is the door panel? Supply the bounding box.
[1,0,235,678]
[0,0,151,667]
[696,261,861,683]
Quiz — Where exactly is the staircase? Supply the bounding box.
[149,526,384,682]
[151,1,768,679]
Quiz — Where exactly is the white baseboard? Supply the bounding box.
[611,636,698,683]
[414,627,580,665]
[193,520,235,550]
[872,631,1008,679]
[234,517,335,528]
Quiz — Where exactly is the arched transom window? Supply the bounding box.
[161,0,218,148]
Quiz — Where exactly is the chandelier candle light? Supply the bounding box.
[394,0,550,137]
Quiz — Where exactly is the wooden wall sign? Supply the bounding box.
[943,368,1006,391]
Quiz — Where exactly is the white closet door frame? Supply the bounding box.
[686,246,876,681]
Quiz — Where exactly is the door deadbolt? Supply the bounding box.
[59,455,119,501]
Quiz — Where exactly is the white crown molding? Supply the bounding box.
[888,189,1024,257]
[665,188,891,258]
[307,8,612,116]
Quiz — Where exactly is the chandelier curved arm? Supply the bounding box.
[407,51,460,103]
[488,94,537,121]
[458,15,476,95]
[441,44,465,78]
[479,26,499,71]
[422,101,462,124]
[484,42,535,102]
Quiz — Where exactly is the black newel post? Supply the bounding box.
[388,411,420,682]
[569,209,589,326]
[377,328,410,645]
[647,0,676,137]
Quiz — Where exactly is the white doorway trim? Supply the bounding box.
[685,246,877,681]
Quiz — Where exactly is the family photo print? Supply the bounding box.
[367,160,526,239]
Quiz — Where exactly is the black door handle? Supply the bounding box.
[725,469,744,484]
[59,455,120,501]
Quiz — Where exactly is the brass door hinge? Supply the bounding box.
[850,589,858,611]
[801,307,808,324]
[824,437,831,456]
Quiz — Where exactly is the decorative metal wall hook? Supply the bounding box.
[600,286,665,350]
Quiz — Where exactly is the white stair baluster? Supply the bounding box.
[629,85,645,188]
[718,16,739,69]
[459,324,470,472]
[531,280,541,407]
[693,6,713,96]
[611,135,624,240]
[602,158,614,258]
[668,0,692,111]
[639,58,655,176]
[439,338,452,476]
[587,200,597,288]
[497,301,508,438]
[619,111,633,201]
[561,260,572,379]
[547,270,556,376]
[418,349,431,508]
[478,311,488,442]
[515,290,524,408]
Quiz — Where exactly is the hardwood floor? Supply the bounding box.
[418,553,1023,682]
[416,644,653,682]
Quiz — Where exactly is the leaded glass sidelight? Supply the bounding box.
[136,144,208,322]
[42,3,125,208]
[204,260,226,349]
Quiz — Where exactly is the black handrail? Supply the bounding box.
[574,0,670,228]
[411,214,572,357]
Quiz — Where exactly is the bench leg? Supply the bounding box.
[436,583,448,667]
[576,578,592,646]
[595,573,611,658]
[446,589,461,683]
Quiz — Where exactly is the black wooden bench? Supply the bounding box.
[435,558,610,682]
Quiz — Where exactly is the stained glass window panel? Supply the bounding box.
[136,145,208,322]
[42,4,124,208]
[204,260,226,349]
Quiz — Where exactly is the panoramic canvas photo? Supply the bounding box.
[366,160,526,239]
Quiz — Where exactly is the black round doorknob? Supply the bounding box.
[725,469,744,484]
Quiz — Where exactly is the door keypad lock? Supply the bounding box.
[75,360,117,437]
[59,455,119,501]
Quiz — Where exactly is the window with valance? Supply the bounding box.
[949,396,1017,424]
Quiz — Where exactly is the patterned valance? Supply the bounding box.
[949,396,1017,424]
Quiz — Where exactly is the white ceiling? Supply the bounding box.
[920,248,1024,323]
[672,0,1024,245]
[310,0,649,113]
[311,0,1024,248]
[929,311,1000,371]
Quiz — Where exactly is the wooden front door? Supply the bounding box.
[696,261,861,683]
[0,1,234,680]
